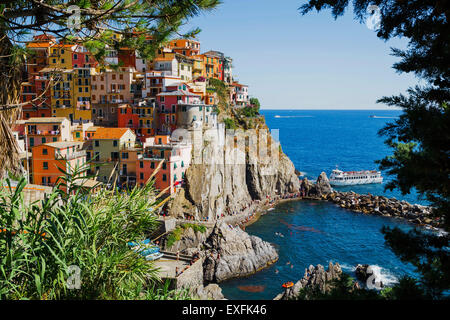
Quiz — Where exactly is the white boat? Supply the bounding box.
[329,168,383,186]
[145,252,164,261]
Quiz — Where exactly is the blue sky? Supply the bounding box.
[182,0,420,110]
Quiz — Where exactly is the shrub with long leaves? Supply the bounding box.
[0,163,175,299]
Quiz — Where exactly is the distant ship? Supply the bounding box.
[275,115,281,118]
[329,167,383,186]
[369,115,376,118]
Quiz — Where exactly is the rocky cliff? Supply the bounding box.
[274,262,343,300]
[169,127,300,220]
[203,222,278,282]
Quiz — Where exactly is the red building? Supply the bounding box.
[118,104,139,130]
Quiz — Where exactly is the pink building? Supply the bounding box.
[91,67,136,104]
[156,90,202,133]
[137,135,191,194]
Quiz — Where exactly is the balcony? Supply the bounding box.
[76,101,91,110]
[56,150,86,160]
[28,130,59,135]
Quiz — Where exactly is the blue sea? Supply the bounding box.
[220,109,424,300]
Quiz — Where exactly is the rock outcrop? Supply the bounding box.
[163,226,212,254]
[324,191,438,227]
[355,264,370,283]
[274,262,342,300]
[170,127,300,221]
[300,172,333,198]
[192,284,225,300]
[203,223,278,282]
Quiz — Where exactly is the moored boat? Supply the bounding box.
[329,168,383,186]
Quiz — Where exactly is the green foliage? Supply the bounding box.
[1,1,222,62]
[224,117,237,130]
[166,226,184,249]
[301,0,450,299]
[181,223,207,234]
[239,106,259,118]
[208,78,229,110]
[381,227,449,299]
[166,223,207,248]
[380,276,429,300]
[249,97,261,111]
[0,163,174,300]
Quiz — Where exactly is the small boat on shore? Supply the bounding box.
[329,167,383,186]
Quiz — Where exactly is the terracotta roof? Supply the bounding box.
[26,42,52,48]
[93,127,132,139]
[44,141,84,149]
[26,117,67,123]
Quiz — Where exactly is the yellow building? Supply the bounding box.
[48,44,76,69]
[47,67,94,122]
[191,56,204,80]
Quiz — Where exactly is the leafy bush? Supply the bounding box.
[0,164,171,300]
[224,118,237,130]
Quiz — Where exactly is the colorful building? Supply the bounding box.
[32,141,86,187]
[90,127,136,184]
[25,117,72,150]
[201,51,224,81]
[21,35,56,119]
[232,82,249,107]
[169,39,201,56]
[137,135,192,194]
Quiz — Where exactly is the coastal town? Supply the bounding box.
[15,33,254,194]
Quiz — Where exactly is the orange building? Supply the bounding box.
[169,39,200,56]
[21,35,56,119]
[32,141,86,187]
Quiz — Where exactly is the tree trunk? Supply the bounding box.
[0,32,25,179]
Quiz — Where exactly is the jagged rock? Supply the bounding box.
[165,226,211,254]
[274,262,342,300]
[203,223,278,282]
[171,129,300,220]
[192,284,225,300]
[355,264,370,283]
[313,172,333,195]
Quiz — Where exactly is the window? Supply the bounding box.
[140,172,144,180]
[181,161,184,168]
[162,174,167,181]
[29,137,34,147]
[122,152,129,159]
[42,137,46,143]
[140,161,144,169]
[53,137,57,142]
[160,150,165,158]
[43,162,48,170]
[42,148,48,155]
[95,152,100,161]
[113,140,118,147]
[75,132,80,138]
[174,175,177,182]
[150,162,155,169]
[162,162,166,170]
[94,140,99,147]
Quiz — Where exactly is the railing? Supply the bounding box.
[28,130,60,135]
[56,150,86,160]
